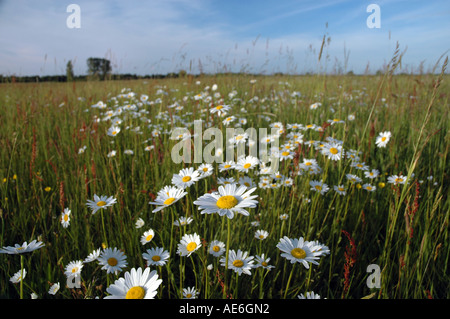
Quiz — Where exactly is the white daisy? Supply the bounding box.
[107,125,121,137]
[219,161,236,172]
[64,260,83,280]
[142,247,170,267]
[0,240,45,255]
[309,180,330,195]
[254,254,275,270]
[149,186,187,213]
[220,249,254,276]
[234,155,259,173]
[172,167,200,189]
[255,229,269,240]
[60,207,71,228]
[98,247,128,275]
[208,240,226,257]
[10,269,26,283]
[48,282,60,295]
[177,233,202,257]
[140,229,155,245]
[321,142,344,161]
[84,248,101,263]
[333,185,347,196]
[104,267,162,299]
[193,183,258,219]
[197,163,214,178]
[298,291,321,299]
[173,216,194,227]
[375,131,391,148]
[183,287,199,299]
[276,236,321,269]
[86,194,117,215]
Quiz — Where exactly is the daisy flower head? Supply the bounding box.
[177,233,202,257]
[107,125,121,137]
[346,174,362,184]
[276,236,321,269]
[104,267,162,299]
[135,217,145,229]
[254,254,275,270]
[309,180,330,195]
[64,260,83,280]
[84,248,101,263]
[220,249,254,276]
[362,183,376,192]
[229,132,249,146]
[298,291,321,299]
[48,282,60,295]
[173,216,194,227]
[86,194,117,215]
[183,287,199,299]
[193,183,258,219]
[321,142,344,161]
[238,176,255,188]
[387,174,407,185]
[140,229,155,245]
[142,247,170,267]
[210,104,231,117]
[375,131,391,148]
[217,176,236,185]
[333,185,347,196]
[60,207,71,228]
[364,169,380,179]
[0,240,45,255]
[10,269,26,283]
[235,155,260,173]
[208,240,226,257]
[149,186,187,213]
[98,247,128,275]
[172,167,200,189]
[219,161,235,172]
[222,115,236,126]
[255,229,269,240]
[197,163,214,178]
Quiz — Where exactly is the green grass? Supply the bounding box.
[0,70,449,299]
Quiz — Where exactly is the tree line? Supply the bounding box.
[0,57,187,83]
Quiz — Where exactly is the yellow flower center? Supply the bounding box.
[366,186,372,190]
[112,131,117,135]
[97,201,107,207]
[244,182,250,187]
[163,197,176,205]
[261,262,268,267]
[203,167,208,172]
[71,267,78,273]
[243,163,251,169]
[224,164,231,169]
[282,151,290,156]
[291,248,307,259]
[395,178,404,183]
[381,137,387,141]
[216,105,223,110]
[186,242,197,252]
[315,185,322,191]
[329,147,339,155]
[259,235,265,239]
[186,293,193,298]
[146,234,153,242]
[236,135,244,140]
[152,255,161,262]
[125,286,146,299]
[216,195,238,209]
[338,187,345,191]
[233,259,244,268]
[305,162,312,166]
[182,176,192,183]
[64,215,69,221]
[212,245,220,252]
[107,257,118,266]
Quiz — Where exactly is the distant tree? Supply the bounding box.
[87,57,112,80]
[66,60,74,82]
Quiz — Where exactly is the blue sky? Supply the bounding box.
[0,0,449,76]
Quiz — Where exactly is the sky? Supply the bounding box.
[0,0,449,76]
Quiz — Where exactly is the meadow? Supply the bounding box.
[0,59,449,299]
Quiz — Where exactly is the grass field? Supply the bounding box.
[0,60,449,299]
